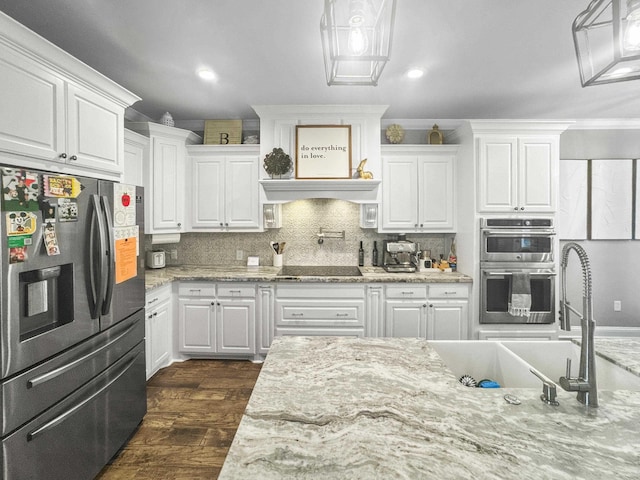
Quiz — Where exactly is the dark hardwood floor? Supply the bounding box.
[96,359,262,480]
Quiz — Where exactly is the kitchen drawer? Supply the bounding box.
[385,285,427,299]
[428,284,469,299]
[276,300,365,328]
[178,282,216,297]
[275,327,365,337]
[146,284,172,308]
[217,284,256,298]
[276,284,365,299]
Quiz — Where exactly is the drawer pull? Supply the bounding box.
[291,313,304,317]
[229,290,242,294]
[401,291,414,295]
[189,289,201,293]
[148,297,159,304]
[335,313,349,317]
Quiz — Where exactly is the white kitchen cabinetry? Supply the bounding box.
[0,14,139,179]
[381,145,457,232]
[366,284,385,337]
[384,285,428,337]
[275,285,366,337]
[477,135,558,213]
[177,282,256,357]
[216,284,256,355]
[256,285,275,355]
[145,284,172,379]
[426,284,469,340]
[127,122,201,234]
[123,129,148,186]
[187,145,261,231]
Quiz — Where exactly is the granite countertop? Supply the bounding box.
[144,265,473,290]
[219,336,640,479]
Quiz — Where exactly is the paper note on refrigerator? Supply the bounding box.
[113,184,136,227]
[115,236,137,284]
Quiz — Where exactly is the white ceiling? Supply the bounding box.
[0,0,638,123]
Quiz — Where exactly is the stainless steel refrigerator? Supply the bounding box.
[0,165,147,480]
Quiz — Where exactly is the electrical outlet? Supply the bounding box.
[170,249,178,260]
[236,249,244,261]
[614,300,622,312]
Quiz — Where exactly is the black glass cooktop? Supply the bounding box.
[277,265,362,277]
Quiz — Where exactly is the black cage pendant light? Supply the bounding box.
[573,0,640,86]
[320,0,397,86]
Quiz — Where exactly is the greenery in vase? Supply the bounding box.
[263,147,293,178]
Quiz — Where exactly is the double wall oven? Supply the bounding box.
[480,218,556,324]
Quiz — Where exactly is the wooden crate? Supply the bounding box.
[204,120,242,145]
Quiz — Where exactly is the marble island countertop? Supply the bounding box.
[219,337,640,479]
[145,265,472,290]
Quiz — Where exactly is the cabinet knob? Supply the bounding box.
[513,207,518,211]
[177,222,182,227]
[420,223,424,227]
[414,223,418,227]
[220,222,224,227]
[59,153,67,159]
[148,314,153,319]
[69,155,78,161]
[520,207,525,211]
[153,312,158,317]
[225,223,229,227]
[424,304,428,308]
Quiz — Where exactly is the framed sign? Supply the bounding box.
[295,125,352,179]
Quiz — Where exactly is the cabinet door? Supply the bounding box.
[366,285,384,337]
[217,299,255,354]
[518,137,557,212]
[151,135,185,232]
[381,157,418,230]
[477,137,518,212]
[66,84,123,175]
[124,130,147,186]
[150,299,172,374]
[190,157,225,229]
[178,298,216,353]
[0,47,65,161]
[257,285,274,354]
[225,156,260,229]
[384,301,426,337]
[427,301,468,340]
[591,159,633,239]
[418,155,455,230]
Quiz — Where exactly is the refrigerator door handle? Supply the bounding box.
[100,195,115,315]
[89,195,106,318]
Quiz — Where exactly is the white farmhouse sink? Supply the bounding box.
[430,341,540,388]
[430,340,640,391]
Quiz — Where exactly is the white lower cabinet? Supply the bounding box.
[427,284,469,340]
[145,284,172,379]
[384,285,428,337]
[256,285,275,355]
[384,283,470,340]
[275,284,366,337]
[177,282,256,357]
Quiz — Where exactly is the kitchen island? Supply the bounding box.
[219,336,640,479]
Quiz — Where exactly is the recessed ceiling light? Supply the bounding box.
[406,68,424,79]
[197,69,217,81]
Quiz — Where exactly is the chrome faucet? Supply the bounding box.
[558,242,598,407]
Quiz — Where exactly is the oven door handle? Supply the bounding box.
[482,230,556,236]
[483,271,557,276]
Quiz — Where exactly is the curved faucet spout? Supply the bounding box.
[559,242,597,407]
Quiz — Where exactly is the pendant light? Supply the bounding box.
[320,0,397,86]
[573,0,640,86]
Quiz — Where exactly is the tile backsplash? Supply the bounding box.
[146,199,451,267]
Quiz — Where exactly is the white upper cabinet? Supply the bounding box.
[187,145,261,232]
[381,145,457,232]
[126,122,201,234]
[123,129,148,186]
[0,13,139,179]
[477,135,558,213]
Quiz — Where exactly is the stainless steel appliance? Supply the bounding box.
[1,165,146,480]
[480,217,554,263]
[382,240,417,273]
[480,218,556,324]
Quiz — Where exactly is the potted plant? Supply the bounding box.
[263,147,293,179]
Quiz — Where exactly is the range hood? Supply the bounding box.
[260,179,381,203]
